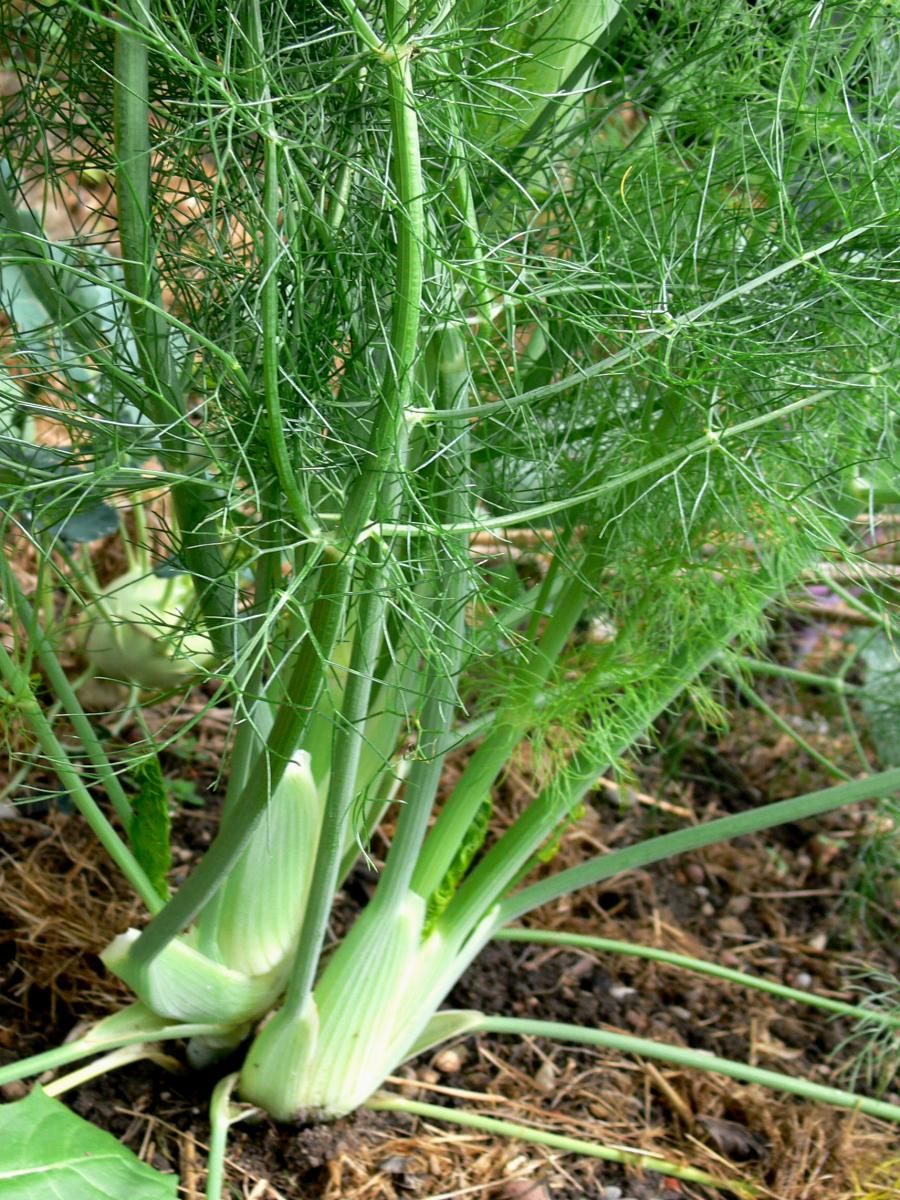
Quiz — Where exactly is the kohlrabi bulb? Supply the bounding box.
[84,568,215,690]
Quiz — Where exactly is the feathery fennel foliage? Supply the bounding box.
[0,0,898,1190]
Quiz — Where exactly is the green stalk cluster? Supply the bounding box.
[1,0,896,1165]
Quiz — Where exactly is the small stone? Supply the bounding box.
[534,1061,557,1094]
[669,1005,691,1022]
[0,1080,28,1100]
[417,1068,439,1085]
[500,1180,550,1200]
[728,895,751,915]
[600,1188,623,1200]
[808,931,827,952]
[791,971,813,990]
[718,915,746,937]
[701,902,715,917]
[686,863,705,884]
[610,985,637,1000]
[694,885,710,898]
[433,1047,465,1074]
[721,951,740,968]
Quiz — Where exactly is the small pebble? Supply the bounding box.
[433,1047,465,1074]
[792,971,813,990]
[808,931,828,952]
[669,1005,691,1022]
[417,1068,439,1085]
[600,1188,623,1200]
[534,1061,557,1094]
[568,957,594,980]
[718,915,746,937]
[609,985,637,1000]
[701,901,715,917]
[686,863,705,884]
[728,895,751,915]
[500,1180,549,1200]
[0,1080,28,1101]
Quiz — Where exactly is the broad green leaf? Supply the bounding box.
[860,632,900,767]
[0,364,21,441]
[0,436,120,542]
[130,756,172,901]
[46,501,121,544]
[0,259,55,371]
[0,1086,178,1200]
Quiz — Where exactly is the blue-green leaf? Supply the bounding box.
[860,632,900,768]
[0,1086,178,1199]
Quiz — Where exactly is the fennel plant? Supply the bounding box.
[0,0,898,1193]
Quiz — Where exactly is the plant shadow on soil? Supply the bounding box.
[1,656,899,1200]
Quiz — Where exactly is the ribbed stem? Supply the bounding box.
[498,766,900,925]
[411,572,590,898]
[249,0,316,537]
[376,330,471,908]
[281,551,391,1014]
[476,1015,900,1124]
[113,0,238,660]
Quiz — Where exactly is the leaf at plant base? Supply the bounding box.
[0,437,119,540]
[860,632,900,767]
[0,259,55,371]
[0,1086,178,1199]
[0,363,22,437]
[130,755,172,900]
[46,499,121,544]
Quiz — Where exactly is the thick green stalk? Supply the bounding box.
[3,564,133,830]
[498,766,900,924]
[281,0,428,987]
[126,572,347,965]
[127,111,433,961]
[280,551,392,1015]
[113,1,178,412]
[440,606,779,939]
[113,0,238,660]
[496,929,900,1030]
[375,331,471,908]
[411,570,591,898]
[475,1016,900,1124]
[249,0,316,538]
[0,640,161,912]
